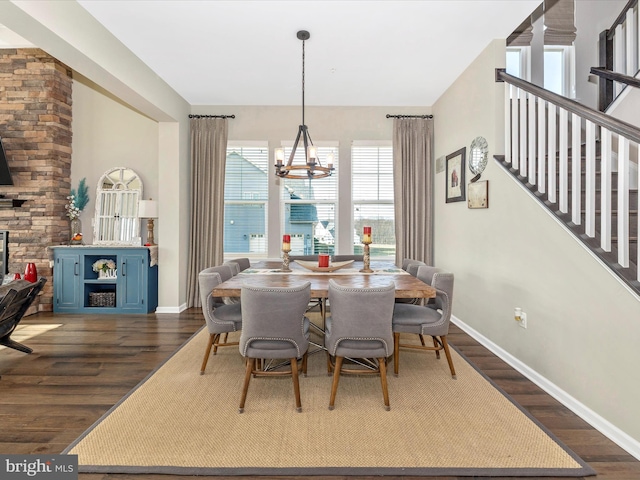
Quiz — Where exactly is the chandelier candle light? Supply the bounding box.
[274,30,335,180]
[282,234,292,272]
[360,226,373,273]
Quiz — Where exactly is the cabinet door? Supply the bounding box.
[55,253,81,310]
[119,252,147,312]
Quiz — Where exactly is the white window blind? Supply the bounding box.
[352,145,395,259]
[224,145,269,256]
[281,146,338,256]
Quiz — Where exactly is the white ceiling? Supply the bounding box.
[2,1,540,107]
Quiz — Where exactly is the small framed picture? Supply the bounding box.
[468,180,489,209]
[445,147,466,203]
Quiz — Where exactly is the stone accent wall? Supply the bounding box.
[0,48,73,312]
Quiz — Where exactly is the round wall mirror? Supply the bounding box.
[93,167,143,245]
[469,136,488,182]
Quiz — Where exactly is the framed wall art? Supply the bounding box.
[468,180,489,209]
[445,147,466,203]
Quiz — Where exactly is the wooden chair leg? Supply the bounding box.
[200,333,216,375]
[291,357,302,412]
[238,358,254,413]
[440,336,457,379]
[379,357,390,411]
[419,334,426,346]
[393,332,400,376]
[302,352,308,376]
[432,335,441,359]
[326,351,332,375]
[328,356,344,410]
[213,332,221,355]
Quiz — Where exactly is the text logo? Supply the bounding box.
[1,455,78,480]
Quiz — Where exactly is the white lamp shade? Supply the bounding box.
[138,200,158,218]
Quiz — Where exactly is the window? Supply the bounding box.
[351,144,394,259]
[281,145,338,256]
[224,145,269,256]
[506,46,530,81]
[544,45,575,97]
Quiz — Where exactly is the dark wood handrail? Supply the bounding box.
[590,67,640,88]
[496,69,640,144]
[607,0,638,40]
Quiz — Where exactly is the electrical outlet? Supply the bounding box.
[519,312,527,329]
[514,308,527,329]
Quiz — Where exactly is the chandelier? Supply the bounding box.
[274,30,334,180]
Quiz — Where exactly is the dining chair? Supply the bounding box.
[392,265,456,379]
[228,257,251,271]
[332,254,364,262]
[325,279,395,411]
[396,259,426,305]
[223,261,241,275]
[238,281,311,413]
[198,268,242,375]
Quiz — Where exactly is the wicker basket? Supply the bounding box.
[89,291,116,307]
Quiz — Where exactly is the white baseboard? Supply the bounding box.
[452,315,640,461]
[155,303,188,314]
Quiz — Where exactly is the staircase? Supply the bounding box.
[495,2,640,297]
[496,70,640,297]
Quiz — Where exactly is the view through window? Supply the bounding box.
[352,144,395,259]
[223,145,269,255]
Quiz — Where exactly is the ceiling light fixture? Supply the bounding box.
[274,30,334,180]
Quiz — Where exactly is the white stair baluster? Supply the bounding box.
[618,136,630,267]
[585,121,596,237]
[600,128,612,252]
[571,113,582,225]
[559,108,569,213]
[537,99,546,194]
[548,103,557,203]
[528,92,536,185]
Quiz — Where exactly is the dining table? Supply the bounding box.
[211,259,435,368]
[210,259,436,301]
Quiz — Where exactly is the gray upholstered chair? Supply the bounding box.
[405,260,427,277]
[325,279,395,411]
[228,257,251,271]
[238,281,311,413]
[392,265,456,379]
[289,255,318,261]
[396,259,426,304]
[198,268,242,375]
[223,260,241,275]
[332,254,364,262]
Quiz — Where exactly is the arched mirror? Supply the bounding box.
[469,136,489,183]
[93,167,143,244]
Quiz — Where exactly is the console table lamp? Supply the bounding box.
[138,199,158,246]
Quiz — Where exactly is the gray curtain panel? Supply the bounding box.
[186,117,228,308]
[392,117,434,267]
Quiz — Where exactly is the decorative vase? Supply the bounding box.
[24,262,37,283]
[70,217,84,245]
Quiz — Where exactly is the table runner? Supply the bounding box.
[242,267,408,276]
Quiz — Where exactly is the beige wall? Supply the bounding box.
[433,39,640,452]
[71,75,160,244]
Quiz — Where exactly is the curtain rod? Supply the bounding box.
[188,114,236,119]
[386,114,433,119]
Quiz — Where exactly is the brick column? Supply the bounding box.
[0,48,73,312]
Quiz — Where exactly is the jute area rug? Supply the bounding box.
[63,325,595,477]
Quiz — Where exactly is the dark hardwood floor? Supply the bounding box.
[1,309,638,480]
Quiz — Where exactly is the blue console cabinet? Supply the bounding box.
[51,246,158,314]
